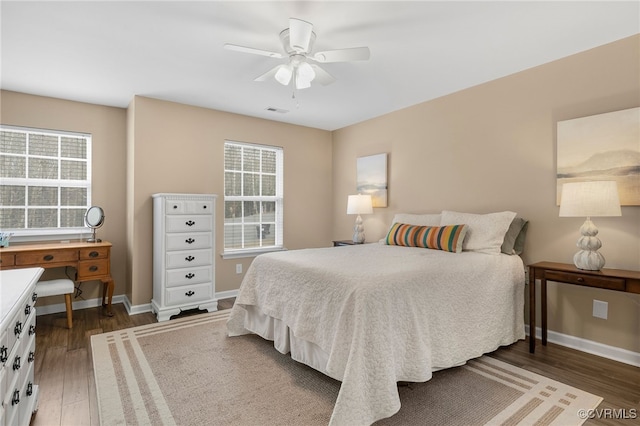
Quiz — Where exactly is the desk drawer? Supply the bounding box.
[16,250,78,266]
[545,270,625,291]
[80,246,109,260]
[0,253,15,267]
[77,259,109,280]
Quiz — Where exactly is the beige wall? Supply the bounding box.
[1,35,638,354]
[0,90,128,304]
[332,35,640,352]
[128,96,333,304]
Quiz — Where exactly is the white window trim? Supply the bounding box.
[0,125,92,242]
[222,140,284,255]
[221,246,287,259]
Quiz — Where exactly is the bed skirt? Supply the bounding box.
[242,305,336,379]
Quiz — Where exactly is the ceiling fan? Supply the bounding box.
[224,18,370,90]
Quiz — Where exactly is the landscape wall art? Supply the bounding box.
[557,107,640,206]
[357,153,388,208]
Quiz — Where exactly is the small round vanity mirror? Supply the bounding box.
[85,206,105,243]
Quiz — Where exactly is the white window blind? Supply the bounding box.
[223,141,283,254]
[0,125,92,236]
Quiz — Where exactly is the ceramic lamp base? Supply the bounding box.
[573,218,605,270]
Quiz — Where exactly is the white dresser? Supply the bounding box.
[0,267,43,426]
[152,193,218,322]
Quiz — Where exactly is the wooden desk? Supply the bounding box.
[528,261,640,353]
[0,241,115,316]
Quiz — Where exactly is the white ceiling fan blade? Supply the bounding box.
[224,43,283,59]
[254,65,282,82]
[313,47,370,63]
[310,64,336,86]
[289,18,313,52]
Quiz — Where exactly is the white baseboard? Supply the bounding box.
[122,295,152,315]
[216,289,239,300]
[35,294,126,316]
[123,290,239,316]
[43,293,638,367]
[526,325,640,367]
[37,290,242,317]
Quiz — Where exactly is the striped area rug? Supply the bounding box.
[91,311,602,425]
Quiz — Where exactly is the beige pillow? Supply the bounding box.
[440,210,516,254]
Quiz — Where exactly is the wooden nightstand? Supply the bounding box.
[528,261,640,353]
[332,240,363,247]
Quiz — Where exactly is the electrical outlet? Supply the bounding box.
[593,300,608,319]
[236,263,243,274]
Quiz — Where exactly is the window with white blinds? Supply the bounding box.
[0,125,92,236]
[223,141,283,255]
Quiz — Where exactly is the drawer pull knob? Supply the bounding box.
[29,324,36,336]
[14,321,22,337]
[186,273,195,279]
[89,251,99,257]
[44,254,54,261]
[32,292,38,302]
[12,389,20,406]
[0,346,7,363]
[27,382,33,396]
[173,205,178,209]
[186,220,195,226]
[203,205,207,209]
[185,256,195,262]
[185,238,195,244]
[185,290,195,297]
[13,355,21,371]
[89,265,99,272]
[577,277,585,282]
[28,351,35,363]
[25,304,31,316]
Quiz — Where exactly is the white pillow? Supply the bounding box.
[391,213,441,227]
[440,210,516,254]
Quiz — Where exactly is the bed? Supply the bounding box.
[227,211,528,425]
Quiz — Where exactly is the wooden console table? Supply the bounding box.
[0,241,115,316]
[528,261,640,353]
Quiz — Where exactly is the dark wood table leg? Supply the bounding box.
[529,266,536,353]
[541,277,547,346]
[102,278,115,317]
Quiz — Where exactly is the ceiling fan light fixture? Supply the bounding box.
[274,64,293,86]
[295,73,312,90]
[297,61,315,83]
[226,17,370,91]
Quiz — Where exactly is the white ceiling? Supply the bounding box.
[1,1,638,131]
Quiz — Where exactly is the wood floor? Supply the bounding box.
[32,300,638,426]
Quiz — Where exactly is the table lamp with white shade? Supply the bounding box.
[347,194,373,243]
[559,180,621,270]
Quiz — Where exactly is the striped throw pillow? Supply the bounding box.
[385,223,468,253]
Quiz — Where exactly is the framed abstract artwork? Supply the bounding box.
[357,153,388,207]
[557,107,639,206]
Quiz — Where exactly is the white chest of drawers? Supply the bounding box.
[152,193,218,321]
[0,267,43,426]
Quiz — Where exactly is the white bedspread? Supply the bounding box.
[227,243,525,425]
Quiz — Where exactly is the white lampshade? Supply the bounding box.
[559,181,621,218]
[275,64,293,86]
[559,180,621,271]
[347,194,373,215]
[297,62,315,82]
